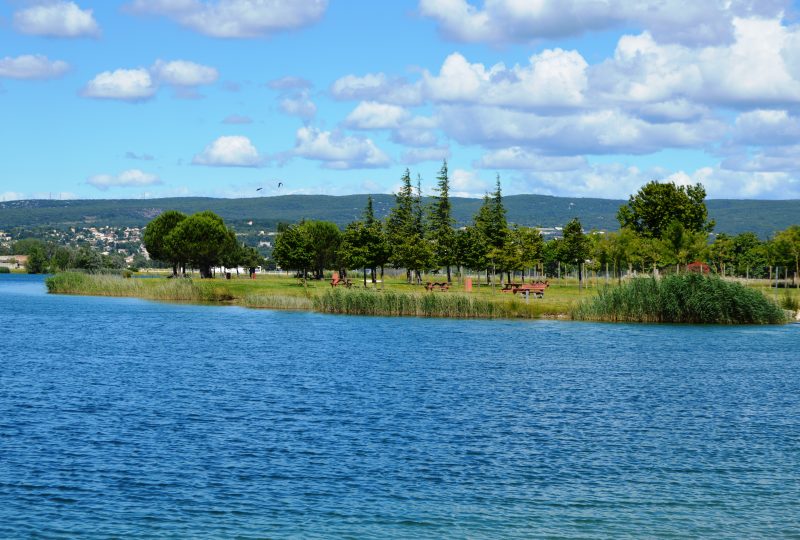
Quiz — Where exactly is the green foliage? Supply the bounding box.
[386,169,433,279]
[572,274,786,324]
[558,218,590,283]
[142,210,186,273]
[12,238,46,255]
[272,223,314,277]
[2,194,798,239]
[165,211,232,278]
[26,244,49,274]
[428,160,456,279]
[0,266,10,274]
[302,220,341,278]
[617,181,714,238]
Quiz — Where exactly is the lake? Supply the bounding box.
[2,274,799,538]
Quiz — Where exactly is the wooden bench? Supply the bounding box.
[424,281,450,292]
[500,283,521,293]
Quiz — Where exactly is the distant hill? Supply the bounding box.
[1,194,798,238]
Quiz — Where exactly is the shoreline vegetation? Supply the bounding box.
[44,271,794,324]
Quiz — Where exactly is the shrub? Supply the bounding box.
[572,273,786,324]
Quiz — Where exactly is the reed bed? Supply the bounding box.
[44,272,228,302]
[242,293,313,310]
[571,273,787,324]
[313,288,544,318]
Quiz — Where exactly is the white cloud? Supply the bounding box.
[438,105,725,155]
[151,59,218,86]
[0,55,69,80]
[402,146,450,165]
[87,169,162,191]
[192,135,262,167]
[279,90,317,119]
[722,145,800,173]
[732,110,800,146]
[292,127,390,169]
[344,101,410,129]
[82,59,218,101]
[82,68,156,101]
[14,1,99,38]
[330,72,422,105]
[127,0,328,38]
[475,148,588,171]
[450,168,491,198]
[422,51,588,109]
[593,21,800,108]
[418,0,787,46]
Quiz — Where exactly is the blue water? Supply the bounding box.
[2,274,800,538]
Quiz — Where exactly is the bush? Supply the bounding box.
[0,266,10,274]
[572,273,787,324]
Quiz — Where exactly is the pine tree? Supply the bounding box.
[428,160,456,282]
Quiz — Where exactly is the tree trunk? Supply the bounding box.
[446,265,451,283]
[363,267,367,288]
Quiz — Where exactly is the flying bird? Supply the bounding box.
[278,182,283,188]
[256,187,262,191]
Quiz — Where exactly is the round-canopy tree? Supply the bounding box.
[617,181,714,239]
[165,211,235,278]
[142,210,186,275]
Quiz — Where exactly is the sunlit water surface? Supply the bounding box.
[1,274,799,538]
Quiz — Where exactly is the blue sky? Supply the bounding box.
[2,0,800,201]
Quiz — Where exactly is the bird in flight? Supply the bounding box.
[278,182,283,188]
[256,187,262,191]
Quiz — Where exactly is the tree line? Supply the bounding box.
[272,161,800,287]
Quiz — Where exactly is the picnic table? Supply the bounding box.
[424,281,450,291]
[500,280,549,297]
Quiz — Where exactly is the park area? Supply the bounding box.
[44,269,798,323]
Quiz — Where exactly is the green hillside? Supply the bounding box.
[1,194,797,238]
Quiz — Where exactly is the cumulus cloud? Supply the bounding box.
[0,54,69,80]
[439,105,725,155]
[592,21,800,108]
[279,90,317,119]
[422,50,588,109]
[192,135,262,167]
[292,127,390,169]
[731,110,800,146]
[475,148,588,171]
[87,169,162,190]
[449,169,492,197]
[151,59,218,86]
[82,59,218,101]
[402,146,450,165]
[126,0,328,38]
[82,68,157,101]
[14,1,99,38]
[330,73,422,105]
[344,101,410,129]
[418,0,787,46]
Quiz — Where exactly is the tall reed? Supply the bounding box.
[313,288,541,318]
[46,272,210,302]
[571,273,787,324]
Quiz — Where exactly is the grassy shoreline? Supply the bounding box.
[45,271,794,323]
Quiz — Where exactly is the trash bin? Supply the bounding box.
[464,277,472,292]
[225,272,231,280]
